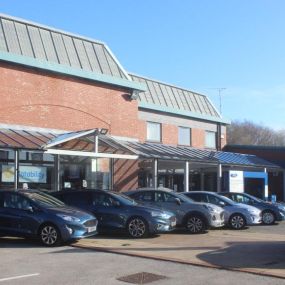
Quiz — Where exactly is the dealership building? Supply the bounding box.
[0,14,282,200]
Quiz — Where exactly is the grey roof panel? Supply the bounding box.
[0,20,7,51]
[51,32,70,65]
[2,19,21,54]
[130,73,223,121]
[93,43,112,75]
[27,26,47,60]
[83,41,102,73]
[0,14,130,82]
[73,38,92,71]
[39,29,58,62]
[62,35,81,69]
[14,22,34,57]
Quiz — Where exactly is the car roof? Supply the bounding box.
[0,189,42,194]
[135,187,174,193]
[182,191,218,195]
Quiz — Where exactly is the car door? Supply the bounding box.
[91,192,125,230]
[0,192,39,237]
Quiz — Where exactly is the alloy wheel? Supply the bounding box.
[230,215,245,229]
[40,225,59,246]
[128,218,146,238]
[186,216,204,233]
[262,211,275,225]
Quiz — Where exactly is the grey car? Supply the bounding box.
[125,188,225,234]
[220,192,285,225]
[183,191,262,230]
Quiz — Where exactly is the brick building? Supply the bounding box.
[0,14,279,196]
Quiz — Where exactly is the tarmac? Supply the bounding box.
[74,222,285,279]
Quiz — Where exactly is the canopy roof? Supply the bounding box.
[0,125,279,169]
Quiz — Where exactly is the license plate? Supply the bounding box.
[87,226,97,233]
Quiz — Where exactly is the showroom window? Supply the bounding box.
[205,131,217,149]
[147,122,161,142]
[0,149,15,190]
[178,127,191,146]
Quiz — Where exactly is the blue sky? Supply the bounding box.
[1,0,284,130]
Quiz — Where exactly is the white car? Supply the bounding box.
[183,191,262,229]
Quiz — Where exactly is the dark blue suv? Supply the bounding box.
[52,190,176,238]
[0,190,98,246]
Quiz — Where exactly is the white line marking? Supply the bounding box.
[0,273,40,282]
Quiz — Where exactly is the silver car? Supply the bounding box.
[125,188,225,234]
[183,191,262,229]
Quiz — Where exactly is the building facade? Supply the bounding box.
[0,14,280,197]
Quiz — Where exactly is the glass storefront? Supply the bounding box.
[0,149,112,191]
[60,156,111,191]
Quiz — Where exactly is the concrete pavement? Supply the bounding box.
[74,222,285,279]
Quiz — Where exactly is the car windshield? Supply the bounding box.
[110,192,138,206]
[23,192,65,208]
[218,194,236,206]
[176,192,194,203]
[243,193,263,203]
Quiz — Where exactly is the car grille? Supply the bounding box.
[84,219,97,227]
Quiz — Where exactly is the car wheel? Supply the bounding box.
[127,217,149,238]
[185,215,206,234]
[229,214,246,230]
[39,224,61,246]
[262,211,276,225]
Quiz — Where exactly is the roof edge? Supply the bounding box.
[0,51,147,92]
[138,102,231,124]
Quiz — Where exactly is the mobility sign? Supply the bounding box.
[2,165,47,183]
[229,170,244,193]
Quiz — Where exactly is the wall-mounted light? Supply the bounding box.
[130,90,139,100]
[99,128,108,135]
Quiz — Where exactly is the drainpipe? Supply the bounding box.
[184,161,189,192]
[264,168,268,200]
[217,163,222,192]
[152,159,158,189]
[14,149,19,189]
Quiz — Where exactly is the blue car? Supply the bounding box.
[0,189,98,246]
[52,190,177,238]
[221,192,285,225]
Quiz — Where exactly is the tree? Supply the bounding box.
[227,120,285,146]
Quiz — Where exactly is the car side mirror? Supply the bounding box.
[25,206,34,212]
[175,198,182,205]
[219,201,225,207]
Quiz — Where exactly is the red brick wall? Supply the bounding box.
[162,124,178,145]
[191,128,205,148]
[0,62,140,138]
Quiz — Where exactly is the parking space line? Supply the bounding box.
[0,273,40,282]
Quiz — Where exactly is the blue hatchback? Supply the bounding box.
[0,189,98,246]
[52,189,177,238]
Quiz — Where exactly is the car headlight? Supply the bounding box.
[56,214,81,223]
[151,211,169,218]
[277,204,285,211]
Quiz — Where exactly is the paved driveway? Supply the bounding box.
[75,221,285,279]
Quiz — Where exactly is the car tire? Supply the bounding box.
[39,223,61,246]
[185,215,206,234]
[229,214,246,230]
[262,210,276,225]
[127,217,149,238]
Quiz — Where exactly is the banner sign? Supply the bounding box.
[2,165,47,183]
[229,170,244,193]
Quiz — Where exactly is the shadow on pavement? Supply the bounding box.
[197,241,285,270]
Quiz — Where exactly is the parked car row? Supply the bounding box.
[0,188,284,247]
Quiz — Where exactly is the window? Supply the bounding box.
[178,127,191,146]
[147,122,161,142]
[205,131,216,149]
[93,192,117,207]
[3,193,31,210]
